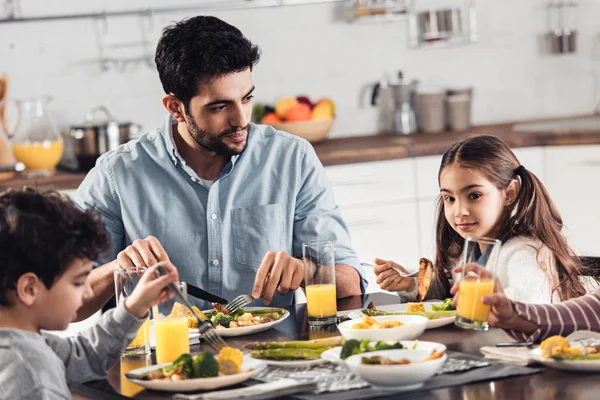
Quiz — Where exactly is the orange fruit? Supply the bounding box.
[275,97,298,119]
[285,103,312,122]
[261,112,281,124]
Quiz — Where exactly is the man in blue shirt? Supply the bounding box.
[74,16,366,317]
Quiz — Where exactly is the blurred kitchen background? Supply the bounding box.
[0,0,599,138]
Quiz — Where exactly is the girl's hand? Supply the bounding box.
[373,258,416,292]
[124,261,179,318]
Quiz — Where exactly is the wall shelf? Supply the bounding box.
[0,0,346,24]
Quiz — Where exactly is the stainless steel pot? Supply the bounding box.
[69,106,140,172]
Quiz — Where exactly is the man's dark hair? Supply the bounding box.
[0,188,109,306]
[155,15,261,111]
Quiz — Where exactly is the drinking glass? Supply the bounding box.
[455,236,501,331]
[303,240,337,326]
[152,282,190,364]
[114,266,151,356]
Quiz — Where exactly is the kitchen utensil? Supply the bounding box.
[0,95,63,177]
[418,8,462,43]
[224,294,253,314]
[392,71,418,135]
[185,282,229,305]
[495,342,534,348]
[361,262,418,277]
[68,105,140,172]
[155,264,228,352]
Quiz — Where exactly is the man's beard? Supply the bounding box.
[186,113,249,157]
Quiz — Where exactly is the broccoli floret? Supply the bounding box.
[431,298,456,311]
[340,339,373,360]
[210,312,231,328]
[230,307,245,320]
[192,351,219,378]
[374,341,404,351]
[162,353,193,378]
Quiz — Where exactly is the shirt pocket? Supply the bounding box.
[232,203,285,267]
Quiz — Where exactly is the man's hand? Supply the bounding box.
[124,261,179,318]
[373,258,415,292]
[117,236,170,268]
[252,251,304,305]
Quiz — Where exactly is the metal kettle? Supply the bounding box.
[372,71,419,135]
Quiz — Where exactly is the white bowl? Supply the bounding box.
[337,315,429,342]
[345,348,447,391]
[321,340,447,365]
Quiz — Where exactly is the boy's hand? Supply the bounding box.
[373,258,415,292]
[117,236,170,268]
[124,261,179,318]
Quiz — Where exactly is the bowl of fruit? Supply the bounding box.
[254,96,335,143]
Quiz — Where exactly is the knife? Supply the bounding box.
[184,281,229,305]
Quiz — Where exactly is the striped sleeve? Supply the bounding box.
[507,287,600,342]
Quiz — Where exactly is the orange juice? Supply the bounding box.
[306,284,337,318]
[458,278,495,322]
[120,355,151,397]
[12,139,63,172]
[154,316,189,364]
[127,317,150,349]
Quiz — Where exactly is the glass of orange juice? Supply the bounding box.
[114,266,151,356]
[152,282,190,364]
[303,240,337,326]
[120,354,151,397]
[455,236,501,331]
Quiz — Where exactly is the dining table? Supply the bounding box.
[70,292,599,400]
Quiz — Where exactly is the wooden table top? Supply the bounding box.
[71,292,600,400]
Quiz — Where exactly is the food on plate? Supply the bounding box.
[360,350,445,365]
[340,338,404,360]
[169,302,207,328]
[540,335,600,361]
[406,303,426,313]
[361,301,456,320]
[129,347,244,381]
[169,302,284,329]
[246,336,343,360]
[430,298,456,312]
[351,315,404,330]
[417,258,434,301]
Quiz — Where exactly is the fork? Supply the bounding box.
[225,294,253,314]
[360,262,419,277]
[154,264,228,352]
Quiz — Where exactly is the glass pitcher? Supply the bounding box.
[0,96,63,177]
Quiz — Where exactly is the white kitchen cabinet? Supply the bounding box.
[543,145,600,256]
[325,159,416,210]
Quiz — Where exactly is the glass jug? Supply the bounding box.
[0,96,63,177]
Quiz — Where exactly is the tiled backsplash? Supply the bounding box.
[1,0,599,138]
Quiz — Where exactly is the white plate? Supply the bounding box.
[125,354,266,392]
[321,340,446,364]
[249,356,329,368]
[529,347,600,372]
[200,307,290,337]
[346,302,456,329]
[338,315,428,342]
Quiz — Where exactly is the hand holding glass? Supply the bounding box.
[455,236,501,331]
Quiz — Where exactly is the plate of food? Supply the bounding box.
[347,299,457,329]
[125,348,266,392]
[320,339,446,364]
[528,335,600,372]
[166,301,290,337]
[246,336,343,368]
[337,314,428,342]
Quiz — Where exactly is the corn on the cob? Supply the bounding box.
[218,347,243,375]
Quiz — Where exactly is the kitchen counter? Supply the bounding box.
[1,115,599,191]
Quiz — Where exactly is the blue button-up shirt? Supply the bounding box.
[75,115,366,308]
